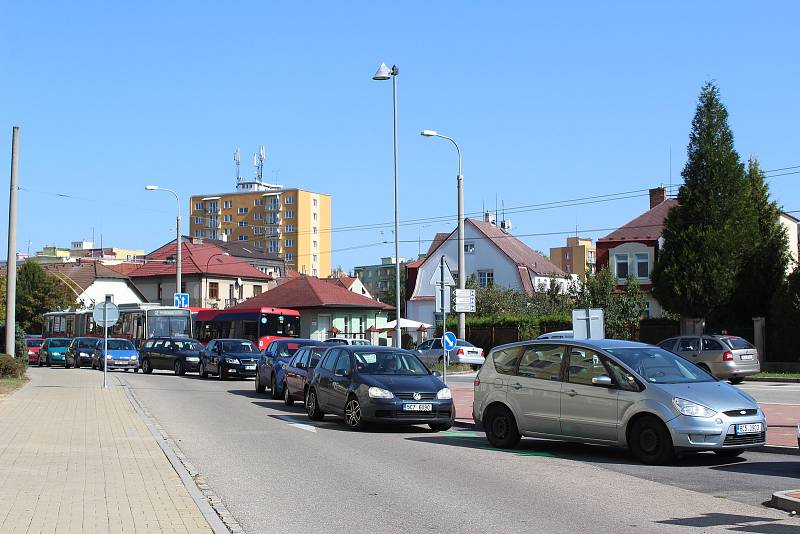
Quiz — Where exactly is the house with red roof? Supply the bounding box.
[406,217,568,327]
[596,187,677,318]
[229,275,393,342]
[128,238,273,308]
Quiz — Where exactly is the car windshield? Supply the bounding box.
[77,339,98,349]
[456,340,474,347]
[107,339,135,351]
[353,351,429,375]
[173,340,203,351]
[49,339,70,348]
[325,339,348,345]
[222,341,257,353]
[26,339,43,348]
[722,337,754,350]
[276,341,316,358]
[607,347,714,384]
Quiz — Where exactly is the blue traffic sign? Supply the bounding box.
[174,292,190,308]
[442,331,457,351]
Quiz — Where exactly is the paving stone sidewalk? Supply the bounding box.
[0,368,214,534]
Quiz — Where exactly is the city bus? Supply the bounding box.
[43,304,193,347]
[194,307,300,349]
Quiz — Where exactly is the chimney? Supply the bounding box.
[649,187,666,209]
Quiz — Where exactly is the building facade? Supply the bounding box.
[189,188,331,277]
[353,257,405,299]
[549,237,596,278]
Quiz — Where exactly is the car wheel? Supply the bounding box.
[429,422,453,432]
[714,448,745,459]
[484,405,521,449]
[271,374,281,400]
[629,416,675,465]
[343,396,364,430]
[470,365,480,371]
[133,368,139,373]
[728,377,744,385]
[306,389,324,421]
[142,359,153,374]
[199,362,208,379]
[284,383,294,406]
[217,364,226,381]
[174,360,184,376]
[255,370,266,393]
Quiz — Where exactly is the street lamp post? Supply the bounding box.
[373,62,403,348]
[145,185,182,303]
[421,130,465,340]
[204,252,229,307]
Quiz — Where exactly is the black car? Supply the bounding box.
[200,339,260,380]
[306,346,454,431]
[283,345,328,406]
[66,337,100,368]
[140,337,204,375]
[255,338,319,399]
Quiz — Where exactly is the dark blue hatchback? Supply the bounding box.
[306,346,454,431]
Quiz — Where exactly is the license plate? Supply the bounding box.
[736,423,763,434]
[740,354,754,360]
[245,365,256,370]
[403,403,432,412]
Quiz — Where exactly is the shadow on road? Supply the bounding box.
[711,460,800,479]
[654,512,789,533]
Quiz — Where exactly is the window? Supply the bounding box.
[254,213,263,221]
[254,198,264,206]
[478,270,494,288]
[238,235,248,241]
[194,229,203,238]
[313,212,318,221]
[658,339,676,352]
[566,347,609,386]
[208,282,219,299]
[492,346,525,375]
[253,285,262,296]
[312,254,318,263]
[194,202,203,211]
[238,207,248,214]
[285,225,295,232]
[635,253,649,278]
[157,283,163,301]
[678,337,700,352]
[194,216,203,224]
[313,227,318,234]
[223,201,232,209]
[313,199,318,207]
[464,243,475,254]
[285,196,294,205]
[254,227,264,235]
[312,268,318,277]
[285,210,294,218]
[605,359,640,391]
[615,254,629,279]
[238,221,249,227]
[286,253,295,261]
[285,239,294,247]
[702,338,724,351]
[223,215,232,222]
[313,240,318,249]
[225,228,233,235]
[321,349,339,371]
[269,240,279,253]
[517,345,564,381]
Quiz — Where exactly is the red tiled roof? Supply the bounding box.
[41,261,133,292]
[469,219,565,276]
[405,258,424,269]
[105,263,143,276]
[598,199,678,242]
[128,241,272,280]
[228,275,393,310]
[426,233,450,256]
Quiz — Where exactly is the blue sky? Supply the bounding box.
[2,2,799,269]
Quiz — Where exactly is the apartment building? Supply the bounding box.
[549,237,596,278]
[190,187,331,278]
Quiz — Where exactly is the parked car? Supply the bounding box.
[324,338,371,346]
[39,338,72,367]
[473,339,766,464]
[139,337,203,375]
[200,339,259,380]
[414,338,485,370]
[92,338,140,371]
[282,345,328,406]
[25,338,44,365]
[537,330,574,340]
[255,338,319,398]
[657,335,759,384]
[306,346,454,431]
[66,337,100,368]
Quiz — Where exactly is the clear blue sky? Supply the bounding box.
[2,2,799,269]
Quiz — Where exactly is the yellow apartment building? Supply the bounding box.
[549,236,596,279]
[190,187,331,277]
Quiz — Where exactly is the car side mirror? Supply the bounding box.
[335,368,350,377]
[591,374,613,387]
[431,371,442,378]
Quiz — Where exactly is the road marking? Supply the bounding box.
[275,415,317,433]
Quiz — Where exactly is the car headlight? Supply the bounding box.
[186,357,199,362]
[80,352,88,357]
[368,387,394,399]
[130,355,138,360]
[105,355,112,360]
[437,387,452,400]
[225,358,240,364]
[28,350,33,355]
[673,397,717,418]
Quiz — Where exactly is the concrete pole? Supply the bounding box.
[176,208,182,299]
[391,67,401,349]
[5,127,19,356]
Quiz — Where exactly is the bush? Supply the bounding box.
[0,354,24,379]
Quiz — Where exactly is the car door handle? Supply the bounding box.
[511,382,522,390]
[566,389,578,397]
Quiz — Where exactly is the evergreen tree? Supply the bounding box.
[652,82,750,318]
[10,262,74,332]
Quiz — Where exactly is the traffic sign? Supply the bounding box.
[454,288,476,313]
[442,331,457,351]
[93,301,119,327]
[174,292,190,308]
[435,285,451,313]
[429,257,456,287]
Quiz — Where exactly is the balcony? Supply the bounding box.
[224,298,240,308]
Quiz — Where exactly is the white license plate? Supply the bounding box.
[740,354,754,360]
[403,403,432,412]
[736,423,763,434]
[245,365,256,370]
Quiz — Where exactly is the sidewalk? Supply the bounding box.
[0,368,214,533]
[452,387,799,449]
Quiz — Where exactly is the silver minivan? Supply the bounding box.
[473,339,766,464]
[658,335,760,384]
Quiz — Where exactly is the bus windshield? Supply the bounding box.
[148,309,192,338]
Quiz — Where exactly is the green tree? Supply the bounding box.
[12,262,74,332]
[652,82,751,319]
[768,268,800,363]
[380,263,408,320]
[607,274,647,340]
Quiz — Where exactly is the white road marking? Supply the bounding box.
[275,415,317,433]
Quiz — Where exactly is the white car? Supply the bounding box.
[537,330,573,340]
[415,338,485,369]
[324,338,371,346]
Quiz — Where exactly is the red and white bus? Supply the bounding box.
[194,307,300,349]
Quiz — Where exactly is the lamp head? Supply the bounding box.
[421,130,438,137]
[372,63,391,81]
[144,185,159,191]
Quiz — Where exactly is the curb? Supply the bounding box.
[757,445,800,457]
[770,490,800,514]
[454,419,479,430]
[120,379,244,534]
[746,377,800,383]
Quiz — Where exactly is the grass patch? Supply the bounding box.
[751,372,800,379]
[429,362,475,373]
[0,376,28,397]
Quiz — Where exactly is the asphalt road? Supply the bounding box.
[106,369,800,534]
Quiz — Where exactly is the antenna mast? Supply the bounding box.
[234,148,241,183]
[254,145,265,182]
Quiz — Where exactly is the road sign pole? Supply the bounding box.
[103,296,109,389]
[440,256,447,386]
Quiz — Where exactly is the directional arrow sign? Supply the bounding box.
[429,257,456,287]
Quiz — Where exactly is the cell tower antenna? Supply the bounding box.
[234,148,241,183]
[669,146,672,195]
[254,145,266,181]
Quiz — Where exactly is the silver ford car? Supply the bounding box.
[472,339,766,464]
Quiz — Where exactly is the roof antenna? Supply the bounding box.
[495,194,498,227]
[234,148,241,183]
[669,146,672,196]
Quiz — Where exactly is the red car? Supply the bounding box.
[26,338,44,365]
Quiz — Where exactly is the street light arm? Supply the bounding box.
[434,134,462,176]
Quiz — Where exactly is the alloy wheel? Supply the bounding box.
[344,398,361,427]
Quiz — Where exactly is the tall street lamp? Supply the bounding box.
[373,62,402,348]
[205,252,229,307]
[421,130,465,340]
[145,185,182,303]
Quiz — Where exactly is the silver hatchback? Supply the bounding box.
[473,339,766,464]
[658,335,760,384]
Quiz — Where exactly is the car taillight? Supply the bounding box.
[457,348,464,356]
[723,351,733,361]
[474,377,480,388]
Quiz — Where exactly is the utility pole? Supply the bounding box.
[5,127,19,356]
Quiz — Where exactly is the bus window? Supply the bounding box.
[243,321,258,342]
